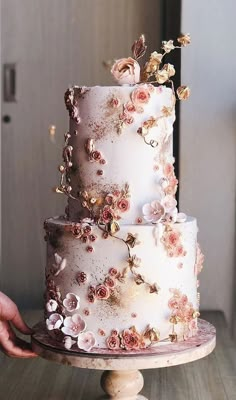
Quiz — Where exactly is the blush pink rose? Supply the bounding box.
[124,101,136,113]
[111,57,140,85]
[96,284,110,300]
[117,198,130,212]
[106,335,120,350]
[131,85,151,105]
[104,276,116,288]
[119,110,134,125]
[121,329,140,350]
[102,206,114,223]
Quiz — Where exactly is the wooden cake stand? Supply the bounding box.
[32,319,216,400]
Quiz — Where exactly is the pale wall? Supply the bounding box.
[180,0,236,323]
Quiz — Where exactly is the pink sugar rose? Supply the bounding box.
[121,329,140,350]
[77,331,96,352]
[119,110,134,125]
[142,200,165,223]
[168,298,180,310]
[46,313,64,331]
[106,335,120,350]
[102,206,114,223]
[96,284,110,300]
[131,85,151,106]
[124,101,136,113]
[105,193,114,205]
[164,163,174,177]
[111,57,140,85]
[61,314,86,337]
[104,276,116,288]
[166,231,181,247]
[109,267,118,277]
[117,198,130,212]
[110,97,120,108]
[63,293,80,312]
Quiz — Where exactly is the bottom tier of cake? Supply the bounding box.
[44,216,201,352]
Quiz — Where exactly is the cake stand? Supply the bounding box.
[32,319,216,400]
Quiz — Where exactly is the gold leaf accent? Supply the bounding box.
[177,33,191,47]
[131,34,147,60]
[143,326,160,343]
[193,310,200,319]
[169,333,178,342]
[176,85,190,100]
[149,283,160,294]
[107,220,120,235]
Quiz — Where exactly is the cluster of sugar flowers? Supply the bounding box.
[110,33,191,100]
[106,325,160,350]
[142,193,186,225]
[161,225,187,257]
[168,288,200,340]
[87,267,120,303]
[194,243,204,276]
[45,292,97,351]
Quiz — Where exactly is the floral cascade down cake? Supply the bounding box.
[44,34,204,353]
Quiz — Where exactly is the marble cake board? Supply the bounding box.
[31,319,216,400]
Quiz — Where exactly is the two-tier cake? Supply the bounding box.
[44,34,204,352]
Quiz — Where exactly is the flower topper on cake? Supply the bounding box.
[110,33,191,101]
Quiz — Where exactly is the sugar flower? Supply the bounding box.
[53,253,67,276]
[131,85,151,105]
[142,200,165,223]
[46,313,64,330]
[46,299,58,313]
[162,40,175,53]
[177,86,190,100]
[61,314,86,337]
[63,293,80,312]
[77,331,96,352]
[111,57,140,85]
[106,334,120,350]
[63,336,76,350]
[95,284,110,300]
[177,33,191,47]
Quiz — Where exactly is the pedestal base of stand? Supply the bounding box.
[101,370,146,400]
[32,319,216,400]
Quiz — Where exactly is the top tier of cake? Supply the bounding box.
[63,84,176,224]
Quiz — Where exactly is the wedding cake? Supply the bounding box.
[44,35,204,353]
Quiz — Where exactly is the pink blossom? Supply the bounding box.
[63,293,80,312]
[161,195,177,213]
[111,57,140,85]
[142,200,165,223]
[61,314,86,337]
[165,230,181,247]
[90,150,102,162]
[77,331,96,351]
[46,299,58,313]
[131,85,151,105]
[46,313,64,330]
[168,298,180,310]
[106,335,120,350]
[96,284,110,300]
[117,198,130,212]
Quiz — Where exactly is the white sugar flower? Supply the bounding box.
[53,253,67,276]
[46,299,58,312]
[160,195,177,213]
[61,314,86,337]
[46,313,63,330]
[63,293,80,312]
[63,336,76,350]
[176,212,187,223]
[142,200,165,223]
[77,331,96,352]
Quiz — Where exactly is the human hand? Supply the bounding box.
[0,291,37,358]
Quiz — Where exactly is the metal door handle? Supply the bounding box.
[3,63,17,102]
